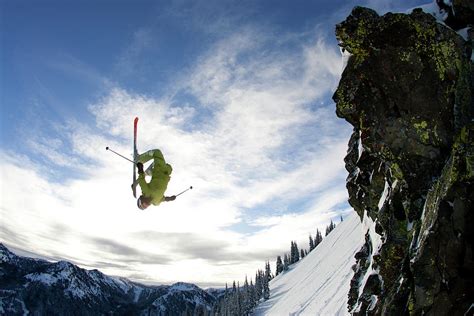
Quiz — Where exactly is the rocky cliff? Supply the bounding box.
[333,2,473,315]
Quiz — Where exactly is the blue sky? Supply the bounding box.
[1,0,430,287]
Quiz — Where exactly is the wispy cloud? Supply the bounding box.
[163,0,259,37]
[115,28,154,78]
[47,54,112,88]
[1,22,352,286]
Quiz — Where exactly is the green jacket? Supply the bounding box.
[137,149,172,206]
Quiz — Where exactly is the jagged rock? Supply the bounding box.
[333,4,473,316]
[348,231,373,313]
[436,0,474,30]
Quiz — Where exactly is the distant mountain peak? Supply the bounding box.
[0,243,16,263]
[0,245,219,315]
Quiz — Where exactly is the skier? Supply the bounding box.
[134,149,176,210]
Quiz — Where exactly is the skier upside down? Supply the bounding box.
[134,149,176,210]
[106,117,192,210]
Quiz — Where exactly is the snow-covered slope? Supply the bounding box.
[254,212,367,316]
[2,213,369,315]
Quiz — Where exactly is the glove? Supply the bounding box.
[136,162,144,175]
[165,195,176,201]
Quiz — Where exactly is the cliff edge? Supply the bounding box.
[333,3,473,315]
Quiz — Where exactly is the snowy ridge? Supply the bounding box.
[0,244,218,315]
[24,260,138,300]
[254,212,365,316]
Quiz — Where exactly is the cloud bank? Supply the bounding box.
[1,23,352,286]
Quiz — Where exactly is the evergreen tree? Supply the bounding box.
[231,281,238,314]
[291,241,300,264]
[222,283,229,316]
[340,215,344,222]
[315,229,323,246]
[263,261,271,300]
[249,280,257,310]
[309,234,315,251]
[242,276,251,315]
[283,253,289,271]
[325,219,336,236]
[236,282,242,316]
[276,255,283,276]
[254,272,260,301]
[265,261,272,282]
[300,248,305,259]
[255,270,263,301]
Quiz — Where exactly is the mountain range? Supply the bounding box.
[0,243,221,315]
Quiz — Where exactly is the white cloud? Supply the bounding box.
[1,27,352,286]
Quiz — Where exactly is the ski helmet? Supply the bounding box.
[137,197,146,210]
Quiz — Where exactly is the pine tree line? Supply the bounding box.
[213,261,272,315]
[275,217,342,277]
[325,219,337,236]
[213,216,344,314]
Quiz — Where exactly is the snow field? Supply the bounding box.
[254,212,365,316]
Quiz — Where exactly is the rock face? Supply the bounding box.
[333,3,473,316]
[436,0,474,30]
[0,244,219,315]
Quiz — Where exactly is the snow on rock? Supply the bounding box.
[169,282,198,292]
[254,212,364,316]
[340,47,352,72]
[353,213,383,313]
[377,180,390,211]
[24,259,139,300]
[417,2,448,22]
[25,273,59,286]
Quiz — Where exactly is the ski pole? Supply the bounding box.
[175,186,193,197]
[106,147,135,164]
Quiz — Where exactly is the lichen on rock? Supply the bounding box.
[333,3,473,315]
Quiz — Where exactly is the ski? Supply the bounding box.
[132,117,139,197]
